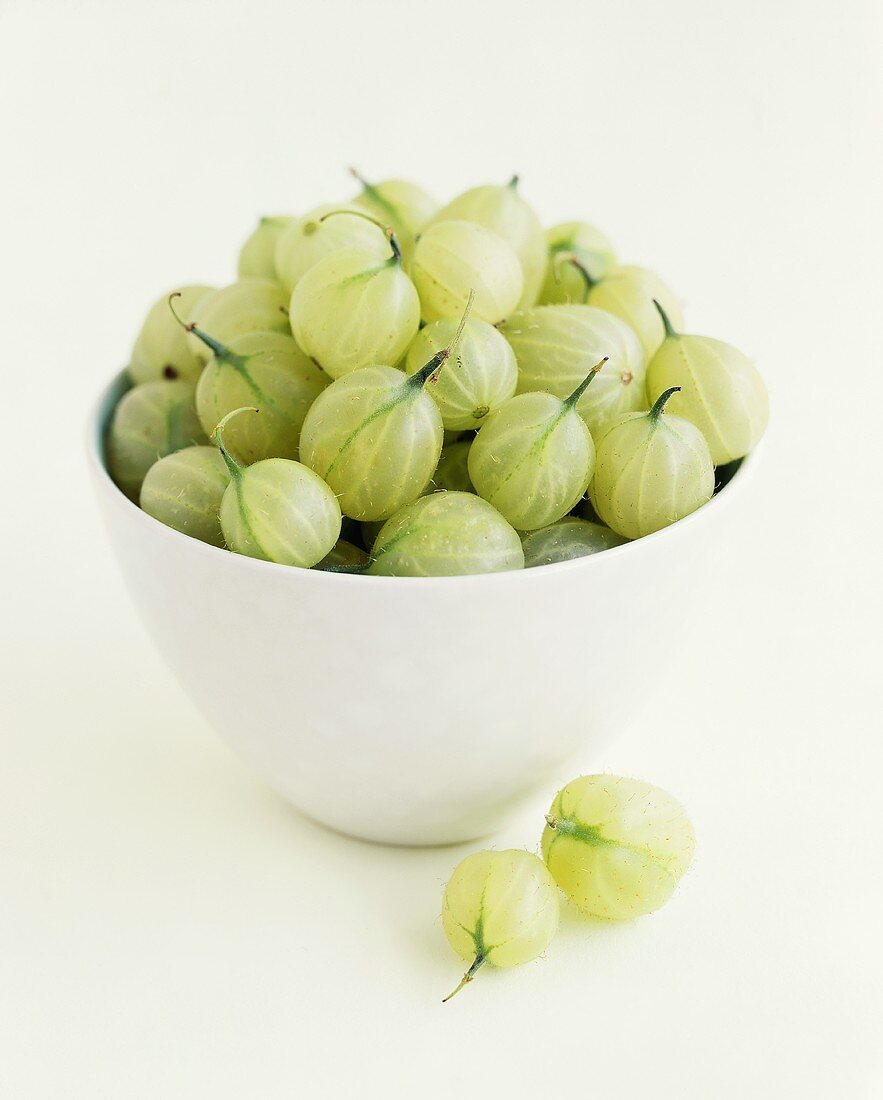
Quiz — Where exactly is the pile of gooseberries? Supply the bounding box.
[441,773,695,1000]
[107,170,769,576]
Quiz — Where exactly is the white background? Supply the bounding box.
[1,1,881,1097]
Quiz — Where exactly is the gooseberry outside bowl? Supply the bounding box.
[88,372,758,846]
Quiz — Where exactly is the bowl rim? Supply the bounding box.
[87,369,760,587]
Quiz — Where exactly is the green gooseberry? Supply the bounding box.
[520,518,627,568]
[542,774,695,920]
[359,519,385,555]
[128,284,214,385]
[589,386,715,539]
[369,491,524,577]
[468,360,606,531]
[288,212,420,380]
[237,216,294,280]
[215,408,341,568]
[430,440,474,494]
[314,539,369,572]
[539,221,617,305]
[441,849,560,1001]
[429,176,547,309]
[412,220,523,325]
[139,445,230,547]
[106,379,207,501]
[274,203,390,293]
[404,316,518,430]
[646,301,769,464]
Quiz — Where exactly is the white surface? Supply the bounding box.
[1,0,881,1096]
[90,373,760,845]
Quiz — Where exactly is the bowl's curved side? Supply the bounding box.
[88,373,758,845]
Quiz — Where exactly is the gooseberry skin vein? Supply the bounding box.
[230,474,271,561]
[323,378,409,480]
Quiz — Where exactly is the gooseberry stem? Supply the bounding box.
[409,290,476,387]
[168,293,236,362]
[507,174,520,190]
[554,252,597,299]
[649,386,682,421]
[349,166,374,191]
[563,357,608,408]
[348,167,399,226]
[319,208,403,266]
[652,299,679,339]
[213,406,259,478]
[442,953,486,1003]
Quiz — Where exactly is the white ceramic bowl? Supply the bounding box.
[89,372,758,845]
